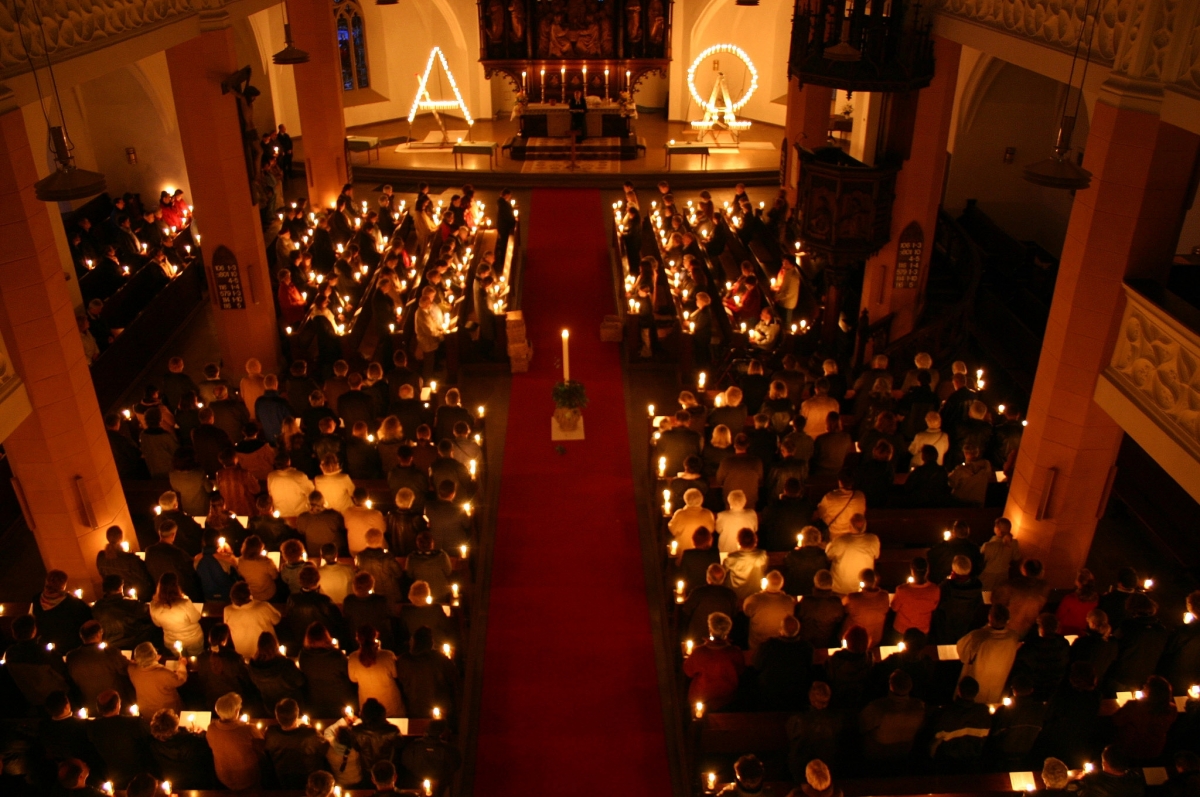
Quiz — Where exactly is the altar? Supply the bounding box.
[518,102,629,139]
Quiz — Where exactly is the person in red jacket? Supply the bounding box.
[683,612,744,712]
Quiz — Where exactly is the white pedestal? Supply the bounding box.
[551,415,585,440]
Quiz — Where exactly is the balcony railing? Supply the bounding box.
[1095,280,1200,501]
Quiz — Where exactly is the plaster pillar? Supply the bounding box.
[784,78,831,207]
[1004,84,1200,585]
[166,23,279,375]
[860,37,961,340]
[289,0,348,210]
[0,107,134,595]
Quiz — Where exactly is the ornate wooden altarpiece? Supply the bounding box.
[477,0,672,101]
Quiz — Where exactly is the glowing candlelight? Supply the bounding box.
[658,456,667,477]
[694,701,705,719]
[686,639,695,656]
[561,330,570,381]
[423,780,433,797]
[460,544,468,559]
[1144,578,1155,589]
[943,530,952,541]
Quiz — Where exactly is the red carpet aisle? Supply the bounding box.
[473,190,673,795]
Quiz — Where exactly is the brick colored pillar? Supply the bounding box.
[1004,87,1200,585]
[0,108,135,595]
[166,23,279,375]
[861,37,961,339]
[290,0,348,211]
[784,78,831,207]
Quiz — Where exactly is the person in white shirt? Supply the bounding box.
[908,411,949,469]
[824,514,880,595]
[314,455,355,513]
[223,581,280,658]
[317,544,355,605]
[815,476,868,538]
[723,528,769,607]
[715,489,758,553]
[667,488,716,552]
[343,487,385,557]
[149,572,204,655]
[267,453,315,519]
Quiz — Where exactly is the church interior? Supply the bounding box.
[3,0,1200,795]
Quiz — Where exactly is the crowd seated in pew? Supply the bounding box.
[65,190,201,368]
[0,348,496,794]
[268,183,517,386]
[616,258,1200,793]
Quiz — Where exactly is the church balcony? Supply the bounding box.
[1094,280,1200,504]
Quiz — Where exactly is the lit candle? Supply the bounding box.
[560,329,571,382]
[460,544,469,559]
[648,404,655,417]
[669,540,678,556]
[943,530,952,541]
[522,70,527,91]
[694,701,705,719]
[707,773,717,792]
[658,456,667,477]
[129,703,139,716]
[561,66,566,100]
[686,639,695,656]
[423,780,433,797]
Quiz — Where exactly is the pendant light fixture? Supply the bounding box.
[1023,0,1096,190]
[273,1,310,65]
[15,0,107,202]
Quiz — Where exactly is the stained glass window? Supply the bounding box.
[334,0,369,91]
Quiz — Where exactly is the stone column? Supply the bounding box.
[0,104,134,595]
[1004,82,1200,585]
[783,78,832,207]
[860,37,961,340]
[289,0,348,211]
[166,19,279,374]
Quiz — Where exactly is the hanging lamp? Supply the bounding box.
[17,0,107,202]
[1023,0,1095,190]
[273,2,310,65]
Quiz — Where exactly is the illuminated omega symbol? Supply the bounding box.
[687,43,759,131]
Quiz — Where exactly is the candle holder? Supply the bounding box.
[551,379,587,439]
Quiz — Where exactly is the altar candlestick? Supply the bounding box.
[522,71,527,92]
[561,66,566,100]
[540,68,545,100]
[561,329,570,382]
[626,70,631,91]
[604,68,610,100]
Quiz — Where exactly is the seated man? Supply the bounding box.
[264,698,328,789]
[296,491,347,559]
[425,480,472,552]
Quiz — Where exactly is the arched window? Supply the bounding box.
[334,0,369,91]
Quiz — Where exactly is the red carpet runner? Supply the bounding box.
[473,189,673,795]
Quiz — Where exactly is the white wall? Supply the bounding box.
[76,53,192,208]
[669,0,791,126]
[258,0,492,135]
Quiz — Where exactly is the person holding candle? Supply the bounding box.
[148,709,217,789]
[667,489,716,554]
[149,572,203,656]
[248,632,306,713]
[206,692,265,791]
[128,642,187,720]
[683,612,744,712]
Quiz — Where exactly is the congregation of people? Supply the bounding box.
[649,327,1200,794]
[0,343,491,795]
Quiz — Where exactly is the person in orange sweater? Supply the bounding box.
[683,612,745,712]
[890,557,941,638]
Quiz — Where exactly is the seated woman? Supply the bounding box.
[193,623,256,713]
[348,625,404,717]
[715,490,758,554]
[129,641,187,719]
[224,581,280,659]
[298,622,356,719]
[248,631,305,713]
[149,572,203,657]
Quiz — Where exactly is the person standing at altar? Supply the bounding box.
[569,90,588,141]
[496,188,516,267]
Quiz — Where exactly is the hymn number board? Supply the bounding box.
[894,221,923,290]
[211,246,246,311]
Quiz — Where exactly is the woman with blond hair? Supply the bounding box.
[149,572,203,656]
[376,415,405,473]
[348,625,404,716]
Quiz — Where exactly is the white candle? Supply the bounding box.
[561,329,570,381]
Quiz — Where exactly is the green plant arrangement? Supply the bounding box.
[552,379,588,409]
[552,379,587,431]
